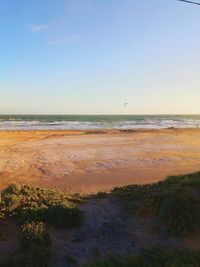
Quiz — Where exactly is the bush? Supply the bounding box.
[20,221,51,267]
[112,171,200,236]
[0,184,84,228]
[20,221,50,247]
[0,222,51,267]
[20,205,84,228]
[159,195,195,235]
[96,192,108,198]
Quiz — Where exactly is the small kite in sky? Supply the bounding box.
[124,102,128,107]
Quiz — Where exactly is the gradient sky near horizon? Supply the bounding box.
[1,0,200,114]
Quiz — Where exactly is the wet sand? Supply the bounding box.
[0,129,199,193]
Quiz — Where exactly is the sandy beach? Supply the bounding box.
[0,129,199,194]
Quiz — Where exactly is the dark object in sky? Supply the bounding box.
[178,0,200,6]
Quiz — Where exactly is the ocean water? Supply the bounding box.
[0,115,200,131]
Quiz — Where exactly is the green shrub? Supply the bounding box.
[0,222,51,267]
[20,221,50,247]
[112,171,200,236]
[159,195,195,235]
[20,205,84,228]
[0,184,85,266]
[20,221,51,267]
[0,184,84,228]
[96,192,108,198]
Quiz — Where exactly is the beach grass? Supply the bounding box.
[0,221,51,267]
[0,172,200,266]
[0,184,84,267]
[0,184,84,228]
[112,171,200,236]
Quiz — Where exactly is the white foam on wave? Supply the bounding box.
[0,118,200,131]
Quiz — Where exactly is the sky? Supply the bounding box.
[1,0,200,115]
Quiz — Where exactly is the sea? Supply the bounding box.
[0,115,200,131]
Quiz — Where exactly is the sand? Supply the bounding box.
[0,129,199,194]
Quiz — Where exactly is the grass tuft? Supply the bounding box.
[112,172,200,236]
[0,184,84,228]
[0,221,51,267]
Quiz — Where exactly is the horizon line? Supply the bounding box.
[0,113,200,116]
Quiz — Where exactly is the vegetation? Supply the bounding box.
[0,222,51,267]
[84,248,200,267]
[0,172,200,266]
[112,172,200,236]
[0,227,5,241]
[20,221,50,249]
[96,191,108,198]
[0,184,84,267]
[0,184,84,228]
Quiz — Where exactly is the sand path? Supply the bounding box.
[51,196,199,267]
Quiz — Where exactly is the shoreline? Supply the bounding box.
[0,127,199,134]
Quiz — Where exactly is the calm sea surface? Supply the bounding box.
[0,115,200,130]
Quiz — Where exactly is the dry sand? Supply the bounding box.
[0,129,199,194]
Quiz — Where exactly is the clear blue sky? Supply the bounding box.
[1,0,200,114]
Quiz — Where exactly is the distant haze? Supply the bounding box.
[1,1,200,114]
